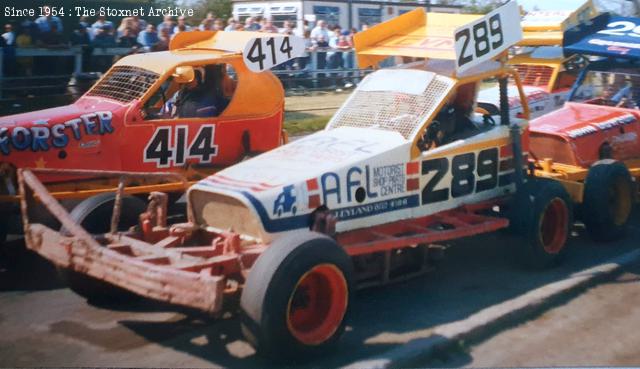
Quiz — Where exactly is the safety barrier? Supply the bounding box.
[0,46,385,99]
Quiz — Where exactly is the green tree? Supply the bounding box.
[463,0,502,14]
[196,0,233,20]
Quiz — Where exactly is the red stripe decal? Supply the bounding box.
[306,178,319,191]
[308,194,321,208]
[406,178,420,191]
[406,162,419,175]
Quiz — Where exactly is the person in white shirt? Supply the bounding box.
[2,24,15,46]
[310,20,329,42]
[224,18,237,31]
[91,16,114,37]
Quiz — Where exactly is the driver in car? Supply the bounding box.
[171,67,221,118]
[419,85,479,150]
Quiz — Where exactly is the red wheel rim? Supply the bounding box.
[540,197,568,254]
[286,264,348,345]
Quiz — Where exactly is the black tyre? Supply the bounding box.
[61,192,146,235]
[581,160,634,242]
[240,232,353,361]
[511,178,573,268]
[58,193,146,301]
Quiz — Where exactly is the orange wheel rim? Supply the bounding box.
[286,264,348,345]
[540,198,568,254]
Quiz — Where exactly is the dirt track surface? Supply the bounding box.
[423,259,640,367]
[1,211,639,368]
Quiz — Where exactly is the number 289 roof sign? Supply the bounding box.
[563,12,640,59]
[354,0,522,74]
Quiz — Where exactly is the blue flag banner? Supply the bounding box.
[564,13,640,59]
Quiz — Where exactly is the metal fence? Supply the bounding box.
[0,46,379,99]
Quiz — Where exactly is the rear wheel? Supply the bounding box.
[240,232,352,361]
[511,178,572,268]
[581,160,634,242]
[58,193,146,301]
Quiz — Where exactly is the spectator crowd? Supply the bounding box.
[1,4,364,87]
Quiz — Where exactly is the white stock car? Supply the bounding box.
[19,1,574,360]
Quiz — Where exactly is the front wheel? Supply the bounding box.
[58,193,146,301]
[511,178,573,268]
[240,232,353,361]
[581,160,634,242]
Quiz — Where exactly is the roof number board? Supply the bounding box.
[454,1,522,73]
[243,35,306,72]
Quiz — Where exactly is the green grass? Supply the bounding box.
[284,114,331,135]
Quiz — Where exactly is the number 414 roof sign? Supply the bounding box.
[242,35,306,73]
[454,1,523,73]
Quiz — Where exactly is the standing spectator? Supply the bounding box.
[117,17,135,38]
[314,34,329,87]
[92,25,115,71]
[310,20,329,42]
[91,16,114,38]
[225,18,237,31]
[297,29,312,70]
[70,24,91,45]
[174,24,187,36]
[37,22,65,75]
[173,16,191,34]
[38,22,64,46]
[2,24,16,46]
[71,24,93,72]
[343,29,356,87]
[260,19,278,33]
[327,26,343,69]
[35,5,63,34]
[245,17,261,31]
[131,16,147,35]
[203,12,215,25]
[157,16,175,37]
[92,25,116,47]
[199,18,214,31]
[78,16,91,30]
[138,24,159,50]
[2,24,17,76]
[15,25,34,76]
[213,19,224,31]
[234,23,245,31]
[327,26,347,88]
[152,28,171,51]
[16,25,33,76]
[281,20,295,35]
[117,27,140,48]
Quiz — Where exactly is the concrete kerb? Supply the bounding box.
[342,248,640,369]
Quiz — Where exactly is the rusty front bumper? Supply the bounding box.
[18,168,230,314]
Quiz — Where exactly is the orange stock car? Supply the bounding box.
[0,31,300,243]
